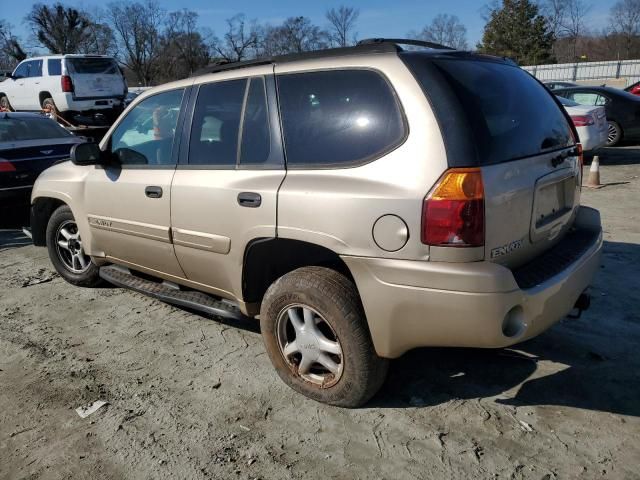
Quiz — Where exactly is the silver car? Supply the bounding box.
[30,39,602,407]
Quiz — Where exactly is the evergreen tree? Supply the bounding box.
[478,0,555,65]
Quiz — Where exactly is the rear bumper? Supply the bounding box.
[54,93,124,112]
[577,125,607,151]
[342,206,603,358]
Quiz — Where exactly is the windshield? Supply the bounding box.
[67,57,120,75]
[0,117,72,142]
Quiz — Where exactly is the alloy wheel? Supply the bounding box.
[55,220,91,273]
[276,304,344,387]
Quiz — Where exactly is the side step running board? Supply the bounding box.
[99,265,244,320]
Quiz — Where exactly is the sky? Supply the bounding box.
[1,0,620,49]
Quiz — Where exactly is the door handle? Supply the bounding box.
[145,186,163,198]
[237,192,261,208]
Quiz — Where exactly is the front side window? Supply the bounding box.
[13,62,29,79]
[109,89,184,166]
[277,69,406,167]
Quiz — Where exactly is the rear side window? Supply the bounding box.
[189,79,246,167]
[48,59,62,76]
[430,59,573,164]
[277,69,406,167]
[67,58,119,75]
[240,77,271,166]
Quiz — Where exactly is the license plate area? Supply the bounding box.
[531,171,576,243]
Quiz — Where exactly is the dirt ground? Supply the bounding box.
[1,148,639,480]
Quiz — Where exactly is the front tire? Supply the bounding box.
[606,120,622,146]
[46,205,102,287]
[260,267,389,407]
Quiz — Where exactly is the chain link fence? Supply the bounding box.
[523,60,640,87]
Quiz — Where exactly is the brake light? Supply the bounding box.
[0,159,16,172]
[421,168,484,247]
[61,75,74,93]
[571,114,594,127]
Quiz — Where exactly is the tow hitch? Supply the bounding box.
[568,292,591,319]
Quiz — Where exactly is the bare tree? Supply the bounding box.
[160,9,210,80]
[26,3,93,54]
[260,17,329,56]
[211,14,260,62]
[608,0,640,58]
[414,13,469,49]
[561,0,593,59]
[326,6,359,47]
[541,0,567,38]
[0,21,26,70]
[108,1,164,86]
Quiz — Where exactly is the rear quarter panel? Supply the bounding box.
[275,54,448,260]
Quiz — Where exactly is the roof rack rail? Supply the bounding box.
[357,38,456,51]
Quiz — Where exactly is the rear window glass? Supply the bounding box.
[277,69,406,167]
[410,58,574,165]
[0,117,72,142]
[48,59,61,76]
[67,58,119,75]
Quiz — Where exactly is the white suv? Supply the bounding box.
[0,55,126,122]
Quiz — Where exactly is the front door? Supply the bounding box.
[84,88,189,277]
[170,72,286,299]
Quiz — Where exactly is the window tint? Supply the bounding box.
[189,79,245,166]
[110,89,184,166]
[0,118,72,142]
[412,58,574,165]
[277,70,406,167]
[13,62,28,79]
[569,92,603,106]
[239,77,271,166]
[29,60,43,77]
[68,58,119,75]
[48,59,62,76]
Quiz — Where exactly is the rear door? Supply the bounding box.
[66,57,126,99]
[170,71,285,300]
[404,55,580,269]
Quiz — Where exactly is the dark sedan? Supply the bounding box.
[1,112,85,208]
[554,86,640,146]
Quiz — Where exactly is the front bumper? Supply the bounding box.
[342,206,603,358]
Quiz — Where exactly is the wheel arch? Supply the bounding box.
[39,91,53,107]
[242,238,357,310]
[31,196,67,246]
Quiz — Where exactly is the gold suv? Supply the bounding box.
[30,39,603,407]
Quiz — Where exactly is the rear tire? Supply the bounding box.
[46,205,102,288]
[42,97,60,122]
[0,95,13,111]
[260,266,389,408]
[606,120,622,146]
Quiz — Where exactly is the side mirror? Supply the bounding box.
[71,143,104,166]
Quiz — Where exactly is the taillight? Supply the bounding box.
[61,75,74,93]
[0,159,16,172]
[571,114,594,127]
[421,168,484,247]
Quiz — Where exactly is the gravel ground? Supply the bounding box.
[0,148,639,480]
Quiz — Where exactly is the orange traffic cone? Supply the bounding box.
[585,155,602,188]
